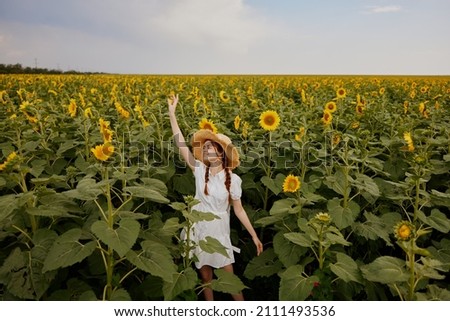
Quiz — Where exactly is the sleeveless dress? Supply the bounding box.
[184,160,242,269]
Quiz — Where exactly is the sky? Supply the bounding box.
[0,0,449,75]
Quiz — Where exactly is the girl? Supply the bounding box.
[168,94,263,301]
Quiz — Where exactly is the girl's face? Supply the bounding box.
[203,140,224,165]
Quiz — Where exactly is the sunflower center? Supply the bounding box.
[288,180,297,189]
[399,225,411,238]
[265,116,275,125]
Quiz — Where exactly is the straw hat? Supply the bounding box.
[191,129,240,169]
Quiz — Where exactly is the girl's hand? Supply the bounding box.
[252,236,263,256]
[168,94,179,114]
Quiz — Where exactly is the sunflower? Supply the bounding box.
[379,87,385,95]
[219,90,230,103]
[0,90,7,104]
[199,118,218,133]
[336,87,346,99]
[403,132,415,152]
[68,99,77,117]
[91,143,114,161]
[403,101,409,114]
[242,121,249,139]
[0,151,18,171]
[356,103,365,115]
[102,128,114,143]
[301,89,307,103]
[20,101,38,123]
[325,101,337,113]
[295,127,305,142]
[418,102,428,118]
[259,110,280,131]
[314,212,331,225]
[283,174,301,193]
[234,115,241,130]
[115,101,130,119]
[322,110,332,126]
[394,221,414,241]
[332,133,341,146]
[84,107,93,119]
[99,118,110,134]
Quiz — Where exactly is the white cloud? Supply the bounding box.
[149,0,273,54]
[366,5,402,14]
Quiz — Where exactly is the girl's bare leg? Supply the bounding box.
[222,264,244,300]
[199,265,214,301]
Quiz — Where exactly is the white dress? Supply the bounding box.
[186,160,242,269]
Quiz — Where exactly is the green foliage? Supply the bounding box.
[1,74,449,301]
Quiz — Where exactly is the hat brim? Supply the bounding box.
[191,130,240,170]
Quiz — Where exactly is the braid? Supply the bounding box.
[204,164,210,195]
[223,154,232,203]
[225,168,232,203]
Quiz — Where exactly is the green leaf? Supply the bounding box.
[0,194,18,223]
[353,211,392,245]
[327,198,360,229]
[211,269,247,294]
[0,248,35,299]
[57,139,82,156]
[353,173,380,203]
[42,228,96,272]
[172,173,195,195]
[427,209,450,233]
[273,232,307,268]
[329,253,363,284]
[160,217,181,237]
[199,236,230,258]
[124,185,170,204]
[163,267,198,300]
[140,178,169,195]
[186,209,220,223]
[284,232,312,247]
[325,167,351,198]
[38,191,83,213]
[326,228,351,246]
[374,178,410,201]
[416,285,450,301]
[261,174,284,195]
[244,248,283,280]
[126,240,177,282]
[30,229,58,299]
[254,215,284,227]
[430,189,450,207]
[169,202,187,212]
[360,256,409,284]
[63,178,104,200]
[91,218,140,257]
[110,288,132,301]
[269,198,299,216]
[279,265,320,300]
[26,205,77,218]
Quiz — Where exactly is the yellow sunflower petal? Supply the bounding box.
[259,110,280,131]
[283,174,301,193]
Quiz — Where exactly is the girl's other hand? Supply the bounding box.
[253,236,263,256]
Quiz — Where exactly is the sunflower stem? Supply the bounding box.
[407,238,415,300]
[103,165,115,300]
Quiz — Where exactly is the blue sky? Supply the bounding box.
[0,0,449,74]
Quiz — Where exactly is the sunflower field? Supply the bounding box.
[0,74,449,301]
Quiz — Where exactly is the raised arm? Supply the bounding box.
[168,94,196,171]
